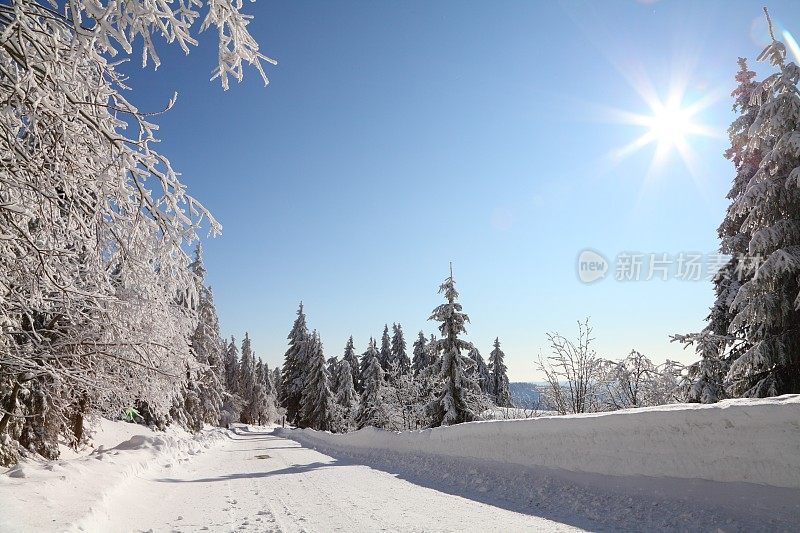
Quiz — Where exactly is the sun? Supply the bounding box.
[604,80,720,194]
[646,99,694,150]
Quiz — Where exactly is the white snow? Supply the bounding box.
[2,397,799,531]
[0,420,227,532]
[283,395,800,489]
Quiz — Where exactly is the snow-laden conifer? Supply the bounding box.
[357,343,389,429]
[489,338,513,407]
[280,303,310,425]
[468,345,492,396]
[412,331,428,376]
[301,332,334,431]
[379,325,393,372]
[334,360,359,432]
[392,324,411,375]
[427,266,485,426]
[342,336,361,393]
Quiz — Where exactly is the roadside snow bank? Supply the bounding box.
[0,420,227,532]
[279,395,800,489]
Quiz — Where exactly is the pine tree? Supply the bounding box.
[280,303,310,425]
[489,338,512,407]
[188,245,226,425]
[724,13,800,396]
[342,336,361,393]
[391,324,411,375]
[412,331,428,376]
[334,360,359,432]
[360,338,380,387]
[301,332,334,431]
[272,366,282,403]
[238,333,257,424]
[224,336,240,393]
[427,266,484,426]
[327,356,340,394]
[357,346,388,429]
[468,345,491,396]
[379,325,393,372]
[676,57,763,403]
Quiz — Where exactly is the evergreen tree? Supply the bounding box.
[412,331,428,376]
[679,12,800,398]
[327,356,340,394]
[224,336,239,393]
[360,338,380,387]
[676,57,762,403]
[238,333,257,423]
[379,325,393,371]
[188,244,226,425]
[489,338,512,407]
[272,366,282,403]
[391,324,411,375]
[468,345,492,396]
[342,336,361,393]
[301,332,334,431]
[725,16,800,396]
[357,346,388,429]
[427,266,484,426]
[280,303,310,425]
[334,360,359,432]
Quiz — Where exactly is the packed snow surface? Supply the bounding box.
[1,397,799,532]
[284,395,800,488]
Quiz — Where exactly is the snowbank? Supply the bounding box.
[0,419,227,532]
[279,395,800,489]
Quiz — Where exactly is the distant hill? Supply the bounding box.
[509,382,544,409]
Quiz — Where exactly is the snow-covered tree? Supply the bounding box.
[188,245,226,425]
[537,320,603,414]
[342,336,361,393]
[327,356,340,394]
[0,0,273,463]
[488,338,512,407]
[674,57,762,403]
[600,351,680,409]
[333,360,359,432]
[357,345,390,429]
[238,333,257,424]
[280,303,310,425]
[427,266,485,426]
[468,345,492,397]
[379,325,393,372]
[411,331,428,376]
[677,11,800,398]
[359,338,380,388]
[224,337,240,394]
[391,324,411,375]
[301,332,334,431]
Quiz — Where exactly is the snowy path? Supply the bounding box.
[98,427,581,532]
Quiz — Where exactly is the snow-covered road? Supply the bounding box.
[99,427,581,532]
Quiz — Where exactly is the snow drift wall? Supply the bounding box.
[278,395,800,489]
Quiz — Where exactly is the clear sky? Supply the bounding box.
[126,0,799,381]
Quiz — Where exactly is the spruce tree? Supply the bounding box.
[188,244,225,425]
[468,345,492,396]
[392,323,411,375]
[427,266,484,426]
[334,360,358,432]
[379,325,393,371]
[224,336,239,393]
[342,336,361,393]
[327,356,340,394]
[301,332,334,431]
[412,331,428,376]
[238,333,257,423]
[280,303,309,425]
[489,338,512,407]
[357,346,387,429]
[360,338,380,387]
[676,57,762,402]
[725,14,800,396]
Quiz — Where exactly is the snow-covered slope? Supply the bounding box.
[0,420,227,532]
[279,395,800,489]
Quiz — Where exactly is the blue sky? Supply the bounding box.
[128,0,798,381]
